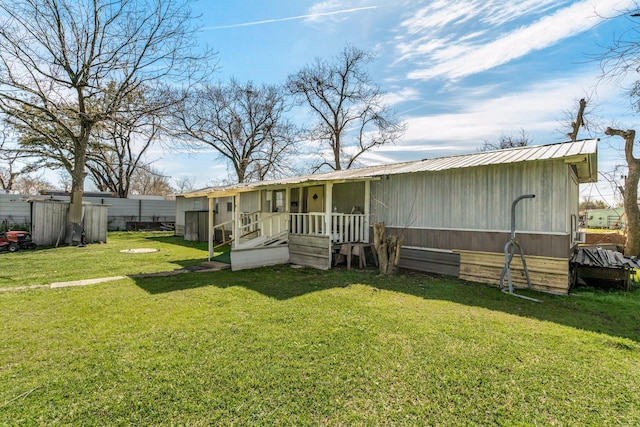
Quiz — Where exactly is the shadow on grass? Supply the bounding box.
[144,234,209,251]
[132,265,640,343]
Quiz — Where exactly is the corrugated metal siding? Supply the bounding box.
[388,227,571,258]
[31,195,175,231]
[30,201,108,245]
[31,201,66,245]
[83,204,108,243]
[371,159,569,233]
[399,247,460,276]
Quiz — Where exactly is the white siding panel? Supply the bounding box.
[371,160,569,233]
[0,194,31,226]
[239,191,260,213]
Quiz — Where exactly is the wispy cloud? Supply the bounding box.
[366,70,628,163]
[204,5,379,30]
[395,0,631,81]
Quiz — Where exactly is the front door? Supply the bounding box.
[306,185,324,212]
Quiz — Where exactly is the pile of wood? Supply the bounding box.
[571,247,640,269]
[571,247,640,291]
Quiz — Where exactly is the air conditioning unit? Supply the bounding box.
[573,231,586,244]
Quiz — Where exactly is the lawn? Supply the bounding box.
[1,232,640,425]
[0,231,212,289]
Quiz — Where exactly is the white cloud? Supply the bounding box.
[204,3,379,30]
[395,0,633,81]
[381,87,422,106]
[384,69,631,156]
[305,1,379,24]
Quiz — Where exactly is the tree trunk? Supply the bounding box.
[64,135,89,245]
[605,127,640,256]
[373,222,404,275]
[568,98,586,142]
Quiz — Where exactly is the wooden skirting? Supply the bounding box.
[289,234,331,270]
[455,250,570,295]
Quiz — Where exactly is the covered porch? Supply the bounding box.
[186,178,376,270]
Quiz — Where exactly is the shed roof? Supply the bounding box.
[182,138,598,198]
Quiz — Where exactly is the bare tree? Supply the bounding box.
[596,10,640,255]
[129,166,174,199]
[175,176,197,194]
[567,98,588,142]
[172,79,298,183]
[0,125,25,190]
[13,173,51,195]
[57,171,71,192]
[0,0,213,243]
[604,128,640,255]
[86,120,159,198]
[479,129,532,151]
[286,45,406,171]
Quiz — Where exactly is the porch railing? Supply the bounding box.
[238,211,289,239]
[289,213,366,243]
[239,211,260,237]
[289,212,326,236]
[330,213,365,243]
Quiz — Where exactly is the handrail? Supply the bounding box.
[289,212,366,243]
[210,219,234,252]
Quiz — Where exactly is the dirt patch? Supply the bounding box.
[119,248,159,253]
[585,232,626,247]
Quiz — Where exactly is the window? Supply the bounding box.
[274,190,285,212]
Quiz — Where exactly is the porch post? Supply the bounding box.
[325,182,333,237]
[234,193,241,249]
[364,180,371,242]
[208,197,214,261]
[285,187,291,233]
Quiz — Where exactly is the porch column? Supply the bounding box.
[285,187,291,233]
[364,180,371,242]
[208,197,214,261]
[325,182,333,237]
[234,193,241,249]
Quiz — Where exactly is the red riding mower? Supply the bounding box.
[0,230,37,252]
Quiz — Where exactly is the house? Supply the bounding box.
[179,139,598,295]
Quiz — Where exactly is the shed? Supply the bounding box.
[30,200,108,246]
[180,139,598,294]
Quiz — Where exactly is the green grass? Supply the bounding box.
[1,233,640,425]
[0,231,213,288]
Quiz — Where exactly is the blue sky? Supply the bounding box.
[154,0,639,205]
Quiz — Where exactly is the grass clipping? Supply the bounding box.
[373,222,404,275]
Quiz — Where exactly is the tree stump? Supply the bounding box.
[373,222,404,275]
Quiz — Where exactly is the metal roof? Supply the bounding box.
[181,139,598,198]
